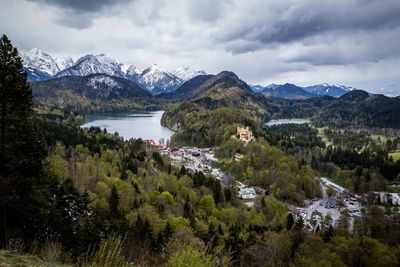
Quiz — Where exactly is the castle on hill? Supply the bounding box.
[232,125,255,145]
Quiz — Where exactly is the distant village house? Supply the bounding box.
[239,187,256,199]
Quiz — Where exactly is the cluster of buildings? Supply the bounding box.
[367,191,400,206]
[144,139,167,150]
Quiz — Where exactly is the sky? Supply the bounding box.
[1,0,400,95]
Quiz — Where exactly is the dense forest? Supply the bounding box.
[263,91,400,129]
[1,35,400,266]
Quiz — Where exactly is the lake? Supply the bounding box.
[81,110,174,143]
[265,118,311,126]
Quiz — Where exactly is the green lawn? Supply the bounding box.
[390,152,400,161]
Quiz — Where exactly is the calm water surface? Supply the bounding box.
[265,118,311,126]
[81,110,174,142]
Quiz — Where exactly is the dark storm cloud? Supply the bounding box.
[54,11,94,29]
[2,0,400,95]
[28,0,132,13]
[26,0,134,29]
[221,0,400,52]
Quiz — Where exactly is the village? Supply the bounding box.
[145,125,400,232]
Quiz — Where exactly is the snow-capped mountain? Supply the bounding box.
[304,83,355,97]
[55,54,126,78]
[54,56,74,70]
[136,64,183,94]
[125,65,142,81]
[173,67,206,81]
[20,48,207,94]
[21,48,63,76]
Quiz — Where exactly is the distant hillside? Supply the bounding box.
[32,74,157,112]
[158,74,214,100]
[265,90,400,129]
[263,83,317,99]
[255,83,357,98]
[33,74,151,99]
[315,90,400,128]
[304,83,354,97]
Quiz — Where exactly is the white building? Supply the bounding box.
[239,187,256,199]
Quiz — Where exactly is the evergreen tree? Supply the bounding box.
[109,184,121,219]
[286,213,295,230]
[0,34,45,176]
[0,35,49,247]
[261,197,266,208]
[212,180,222,204]
[322,225,334,242]
[225,223,243,265]
[224,188,232,202]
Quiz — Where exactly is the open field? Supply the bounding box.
[390,152,400,161]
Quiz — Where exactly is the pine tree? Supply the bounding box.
[225,223,243,265]
[286,213,295,230]
[0,34,45,176]
[0,35,48,247]
[109,184,120,219]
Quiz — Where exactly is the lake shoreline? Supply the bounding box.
[265,118,311,127]
[81,110,174,143]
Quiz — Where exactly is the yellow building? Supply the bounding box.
[233,126,255,145]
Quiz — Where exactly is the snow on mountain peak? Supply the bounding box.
[125,65,142,75]
[21,48,205,94]
[56,53,126,78]
[173,67,206,80]
[30,48,45,55]
[135,64,182,93]
[54,56,74,70]
[21,48,60,76]
[21,48,76,76]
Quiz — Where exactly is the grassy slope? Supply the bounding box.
[389,152,400,161]
[0,250,70,267]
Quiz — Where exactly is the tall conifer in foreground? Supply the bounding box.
[0,34,47,247]
[0,34,45,176]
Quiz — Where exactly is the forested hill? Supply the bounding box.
[32,73,151,99]
[265,90,400,129]
[313,90,400,128]
[159,71,254,100]
[31,74,159,112]
[158,74,214,101]
[161,71,268,147]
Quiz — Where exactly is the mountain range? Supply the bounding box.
[251,83,355,98]
[21,48,205,94]
[22,48,364,99]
